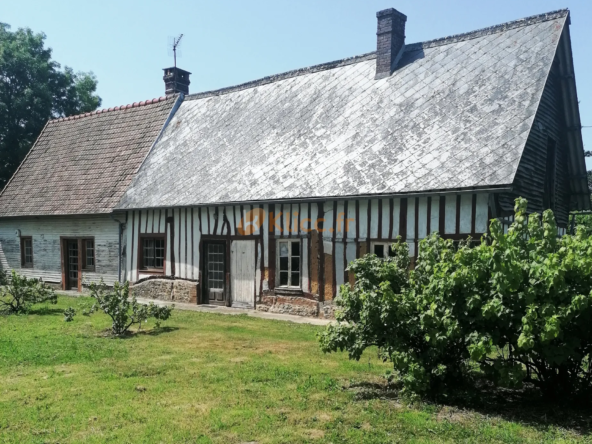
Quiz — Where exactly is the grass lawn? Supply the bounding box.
[0,296,590,443]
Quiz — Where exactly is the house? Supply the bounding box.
[0,8,589,317]
[0,94,182,290]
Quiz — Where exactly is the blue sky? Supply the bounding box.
[4,0,592,164]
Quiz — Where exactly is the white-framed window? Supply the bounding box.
[277,239,301,288]
[371,241,395,258]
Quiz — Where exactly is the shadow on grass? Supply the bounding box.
[108,326,180,339]
[27,306,65,316]
[144,326,179,336]
[348,379,592,434]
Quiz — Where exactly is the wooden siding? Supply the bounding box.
[0,215,120,285]
[126,193,490,303]
[498,62,571,226]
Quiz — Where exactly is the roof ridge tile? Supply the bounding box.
[51,95,173,123]
[184,9,568,102]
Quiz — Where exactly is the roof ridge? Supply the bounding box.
[185,9,568,102]
[185,52,376,102]
[50,95,175,123]
[407,8,569,50]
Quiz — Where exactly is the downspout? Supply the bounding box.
[110,213,126,283]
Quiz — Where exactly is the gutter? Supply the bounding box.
[117,184,513,212]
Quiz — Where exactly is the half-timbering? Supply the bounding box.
[0,8,588,318]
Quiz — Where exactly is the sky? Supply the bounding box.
[3,0,592,165]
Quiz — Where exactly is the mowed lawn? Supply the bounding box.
[0,296,589,443]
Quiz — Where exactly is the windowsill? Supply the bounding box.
[274,287,303,296]
[140,269,165,275]
[21,264,33,269]
[82,268,95,272]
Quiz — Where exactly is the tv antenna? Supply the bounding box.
[167,34,184,68]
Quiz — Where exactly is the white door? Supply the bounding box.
[230,240,256,308]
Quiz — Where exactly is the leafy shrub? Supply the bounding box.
[64,306,76,322]
[0,270,57,315]
[89,280,174,335]
[319,198,592,402]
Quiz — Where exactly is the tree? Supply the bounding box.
[319,198,592,402]
[89,280,174,335]
[0,23,101,189]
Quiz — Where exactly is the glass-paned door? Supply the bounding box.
[204,242,226,304]
[67,240,79,290]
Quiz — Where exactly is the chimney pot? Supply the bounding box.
[375,8,407,79]
[163,67,191,96]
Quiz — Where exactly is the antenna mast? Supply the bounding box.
[172,34,183,68]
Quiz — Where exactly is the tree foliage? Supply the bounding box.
[0,23,101,188]
[89,280,174,335]
[319,198,592,401]
[0,270,57,314]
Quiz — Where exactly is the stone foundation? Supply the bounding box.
[131,278,197,303]
[320,302,336,319]
[257,295,319,318]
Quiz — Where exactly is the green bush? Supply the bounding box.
[89,280,174,335]
[319,198,592,401]
[0,270,57,315]
[63,306,76,322]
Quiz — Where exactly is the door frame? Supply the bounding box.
[201,239,229,306]
[60,236,94,292]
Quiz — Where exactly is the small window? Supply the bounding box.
[82,239,95,271]
[141,236,165,271]
[372,242,395,259]
[20,237,33,268]
[278,239,301,288]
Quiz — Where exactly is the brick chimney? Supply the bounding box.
[163,67,191,95]
[375,8,407,79]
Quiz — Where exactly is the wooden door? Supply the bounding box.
[204,241,226,305]
[66,240,79,290]
[230,240,255,309]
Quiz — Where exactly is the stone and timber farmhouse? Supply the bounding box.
[0,8,588,317]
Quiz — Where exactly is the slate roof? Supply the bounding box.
[117,10,573,210]
[0,96,177,217]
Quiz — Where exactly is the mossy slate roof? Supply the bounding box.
[0,97,176,217]
[118,10,569,209]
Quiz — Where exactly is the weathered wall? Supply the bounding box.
[498,61,571,226]
[126,193,490,314]
[0,215,120,286]
[131,278,197,303]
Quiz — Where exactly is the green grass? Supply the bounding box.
[0,296,590,443]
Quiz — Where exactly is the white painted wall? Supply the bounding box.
[0,215,120,286]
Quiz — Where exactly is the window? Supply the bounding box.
[543,137,557,210]
[140,236,165,271]
[278,239,301,288]
[372,241,395,258]
[20,237,33,268]
[81,239,95,271]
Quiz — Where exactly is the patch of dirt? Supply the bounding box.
[436,406,474,424]
[317,413,332,422]
[230,357,249,363]
[304,429,325,439]
[360,422,372,431]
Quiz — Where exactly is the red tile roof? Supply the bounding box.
[0,96,177,217]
